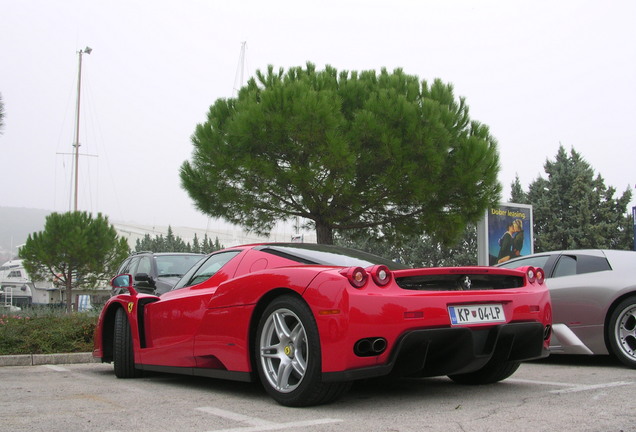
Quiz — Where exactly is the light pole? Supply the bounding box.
[73,46,92,212]
[632,205,635,251]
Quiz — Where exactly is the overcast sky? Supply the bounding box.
[2,0,635,232]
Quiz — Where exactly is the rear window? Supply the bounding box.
[498,255,551,270]
[256,244,408,270]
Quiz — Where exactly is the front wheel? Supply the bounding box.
[255,295,350,406]
[608,296,636,368]
[113,307,142,378]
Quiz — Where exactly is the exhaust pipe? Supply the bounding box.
[354,337,387,357]
[544,325,552,340]
[372,337,387,353]
[354,339,372,355]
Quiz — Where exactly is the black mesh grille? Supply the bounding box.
[395,274,525,291]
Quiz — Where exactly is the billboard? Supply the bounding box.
[477,203,533,266]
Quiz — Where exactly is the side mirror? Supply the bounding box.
[134,272,156,288]
[111,274,138,296]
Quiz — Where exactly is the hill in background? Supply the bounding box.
[0,207,50,262]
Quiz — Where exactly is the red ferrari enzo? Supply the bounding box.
[93,243,552,406]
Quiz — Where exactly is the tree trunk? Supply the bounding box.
[315,223,334,245]
[65,273,73,314]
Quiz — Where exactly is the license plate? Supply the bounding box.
[448,304,506,325]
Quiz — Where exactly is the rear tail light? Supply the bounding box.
[526,266,536,284]
[525,266,545,285]
[340,267,368,288]
[535,268,545,284]
[368,265,392,286]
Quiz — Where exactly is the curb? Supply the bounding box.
[0,352,97,367]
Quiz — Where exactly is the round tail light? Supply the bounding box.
[340,267,368,288]
[368,265,392,286]
[535,268,545,284]
[526,267,536,284]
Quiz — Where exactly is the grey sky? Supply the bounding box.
[1,0,634,231]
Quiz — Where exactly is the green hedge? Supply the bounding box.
[0,309,98,355]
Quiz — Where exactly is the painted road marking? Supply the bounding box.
[44,365,70,372]
[197,407,342,432]
[548,381,633,394]
[508,378,633,394]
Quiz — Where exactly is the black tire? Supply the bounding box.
[113,307,142,378]
[448,360,521,385]
[254,295,350,407]
[607,296,636,369]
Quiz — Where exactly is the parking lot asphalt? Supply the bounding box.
[1,355,634,432]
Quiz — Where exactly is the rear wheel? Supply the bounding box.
[113,307,142,378]
[608,296,636,369]
[448,360,520,385]
[255,295,350,406]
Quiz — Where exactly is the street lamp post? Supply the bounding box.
[72,46,92,212]
[632,206,636,250]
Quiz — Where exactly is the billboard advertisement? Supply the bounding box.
[477,203,533,266]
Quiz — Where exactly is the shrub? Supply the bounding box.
[0,309,98,355]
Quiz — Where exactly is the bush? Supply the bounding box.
[0,309,98,355]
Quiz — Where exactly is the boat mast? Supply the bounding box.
[72,46,92,212]
[233,41,247,97]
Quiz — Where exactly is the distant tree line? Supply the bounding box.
[337,225,478,267]
[134,226,223,254]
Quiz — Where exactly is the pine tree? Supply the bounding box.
[20,212,129,313]
[514,146,632,251]
[192,233,201,253]
[181,63,501,244]
[510,175,527,203]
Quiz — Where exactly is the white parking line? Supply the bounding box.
[548,381,633,394]
[44,365,70,372]
[507,378,633,394]
[197,407,342,432]
[197,407,277,428]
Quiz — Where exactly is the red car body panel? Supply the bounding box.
[304,268,551,373]
[93,244,551,383]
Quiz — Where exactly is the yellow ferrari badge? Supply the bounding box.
[127,302,134,314]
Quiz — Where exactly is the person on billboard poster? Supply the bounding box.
[497,222,515,263]
[512,219,524,257]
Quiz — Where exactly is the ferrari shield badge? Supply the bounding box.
[127,302,134,314]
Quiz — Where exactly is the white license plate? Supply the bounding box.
[448,304,506,325]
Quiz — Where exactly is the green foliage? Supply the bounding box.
[0,309,97,355]
[510,176,526,203]
[511,146,633,251]
[181,63,501,244]
[19,212,130,313]
[336,225,477,267]
[134,226,223,253]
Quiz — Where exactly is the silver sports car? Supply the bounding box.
[497,249,636,368]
